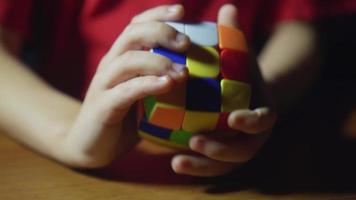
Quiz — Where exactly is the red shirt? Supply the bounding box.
[0,0,354,98]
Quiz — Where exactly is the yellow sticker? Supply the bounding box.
[221,79,251,112]
[182,111,219,133]
[187,45,220,78]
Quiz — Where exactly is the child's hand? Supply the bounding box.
[171,4,277,177]
[64,5,190,167]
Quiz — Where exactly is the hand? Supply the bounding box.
[63,5,190,167]
[171,4,277,177]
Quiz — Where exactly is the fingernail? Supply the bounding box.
[172,63,186,73]
[205,140,226,154]
[168,5,180,13]
[172,156,191,173]
[175,33,187,43]
[243,112,259,127]
[189,136,205,151]
[158,75,169,83]
[255,107,269,116]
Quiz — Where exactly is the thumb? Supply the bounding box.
[217,4,240,28]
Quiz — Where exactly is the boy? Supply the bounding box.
[0,0,318,177]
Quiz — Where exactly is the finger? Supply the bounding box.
[131,4,184,23]
[101,22,190,66]
[228,107,277,134]
[189,134,265,163]
[171,155,237,177]
[217,4,240,28]
[107,75,174,110]
[95,51,188,88]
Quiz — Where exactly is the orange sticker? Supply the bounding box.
[149,104,185,130]
[218,25,248,52]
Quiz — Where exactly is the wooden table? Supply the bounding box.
[0,132,355,200]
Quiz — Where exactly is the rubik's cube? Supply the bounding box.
[138,21,251,149]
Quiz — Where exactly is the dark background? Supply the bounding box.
[212,14,356,194]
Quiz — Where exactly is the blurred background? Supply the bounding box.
[223,12,356,193]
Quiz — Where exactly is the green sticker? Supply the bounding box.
[170,129,193,146]
[143,96,156,119]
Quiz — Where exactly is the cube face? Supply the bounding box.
[143,96,156,119]
[170,130,193,146]
[221,49,250,83]
[139,119,171,139]
[186,78,220,112]
[182,111,219,133]
[184,22,218,46]
[149,103,185,130]
[152,47,186,65]
[221,79,251,112]
[218,25,248,52]
[166,21,185,33]
[138,21,252,149]
[139,130,182,148]
[187,45,220,78]
[214,112,234,132]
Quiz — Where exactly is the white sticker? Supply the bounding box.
[165,21,185,33]
[184,22,218,46]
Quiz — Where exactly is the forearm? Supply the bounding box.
[0,45,134,168]
[258,21,319,111]
[0,9,192,167]
[0,44,85,161]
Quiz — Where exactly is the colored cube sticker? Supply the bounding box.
[149,103,185,130]
[143,96,156,119]
[221,79,251,112]
[139,131,178,148]
[187,44,220,78]
[186,78,221,112]
[184,22,218,46]
[218,25,248,52]
[165,21,185,33]
[170,130,193,146]
[152,47,186,65]
[182,111,219,133]
[214,112,235,132]
[139,119,171,139]
[221,49,250,83]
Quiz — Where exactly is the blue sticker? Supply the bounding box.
[186,78,221,112]
[152,48,186,65]
[139,119,172,139]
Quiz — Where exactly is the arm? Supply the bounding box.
[0,5,189,168]
[0,5,277,177]
[0,29,89,166]
[258,21,319,111]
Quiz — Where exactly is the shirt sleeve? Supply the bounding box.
[256,0,316,36]
[0,0,34,39]
[275,0,315,23]
[276,0,356,23]
[313,0,356,18]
